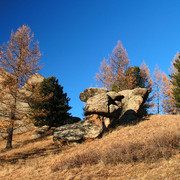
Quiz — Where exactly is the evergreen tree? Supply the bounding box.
[170,53,180,112]
[125,66,144,88]
[30,76,71,127]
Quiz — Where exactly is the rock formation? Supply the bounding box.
[0,73,44,139]
[53,87,148,145]
[0,73,44,121]
[53,120,103,146]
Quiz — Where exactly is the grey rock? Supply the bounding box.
[84,93,120,117]
[0,73,44,138]
[118,88,148,121]
[107,91,124,101]
[79,87,109,102]
[31,125,50,139]
[53,120,103,143]
[0,73,44,121]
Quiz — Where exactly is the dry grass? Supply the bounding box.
[0,115,180,180]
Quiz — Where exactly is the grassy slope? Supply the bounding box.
[0,115,179,180]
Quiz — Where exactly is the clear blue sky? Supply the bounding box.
[1,0,180,119]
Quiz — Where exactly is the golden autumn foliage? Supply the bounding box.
[95,40,132,91]
[140,61,154,111]
[161,72,177,114]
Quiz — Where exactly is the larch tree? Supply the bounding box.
[96,40,131,91]
[152,65,162,114]
[137,62,154,115]
[95,58,113,89]
[161,72,177,114]
[170,53,180,113]
[0,25,41,149]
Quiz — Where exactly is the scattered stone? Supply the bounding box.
[31,125,50,140]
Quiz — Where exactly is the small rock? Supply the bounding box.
[31,125,50,139]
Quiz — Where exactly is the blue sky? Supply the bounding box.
[0,0,180,119]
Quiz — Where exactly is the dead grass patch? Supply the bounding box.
[52,129,180,171]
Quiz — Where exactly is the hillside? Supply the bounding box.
[0,115,180,180]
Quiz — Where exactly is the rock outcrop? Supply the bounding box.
[0,73,44,121]
[118,88,148,122]
[0,73,44,139]
[53,120,103,146]
[53,87,148,145]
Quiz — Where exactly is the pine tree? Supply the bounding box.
[170,53,180,112]
[29,76,71,127]
[125,66,144,88]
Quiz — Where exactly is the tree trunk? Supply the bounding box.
[6,126,13,149]
[6,111,15,149]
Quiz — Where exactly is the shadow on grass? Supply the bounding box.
[0,134,62,165]
[0,143,62,165]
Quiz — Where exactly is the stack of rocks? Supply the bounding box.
[53,87,148,145]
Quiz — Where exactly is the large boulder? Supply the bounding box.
[80,87,148,127]
[53,120,103,145]
[84,93,121,117]
[119,88,148,117]
[79,87,109,102]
